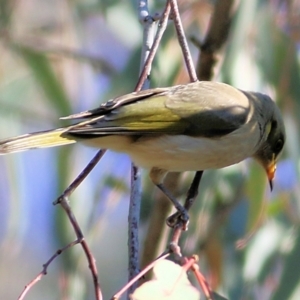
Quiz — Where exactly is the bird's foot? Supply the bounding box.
[166,210,189,230]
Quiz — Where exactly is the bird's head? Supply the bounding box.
[253,96,285,190]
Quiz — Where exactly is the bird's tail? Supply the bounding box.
[0,128,76,154]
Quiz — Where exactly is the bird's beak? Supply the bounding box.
[265,154,276,191]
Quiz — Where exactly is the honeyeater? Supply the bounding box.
[0,81,285,197]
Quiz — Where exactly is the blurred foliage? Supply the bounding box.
[0,0,299,299]
[16,46,72,116]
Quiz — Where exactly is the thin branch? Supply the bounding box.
[126,1,157,293]
[191,260,214,300]
[19,195,103,300]
[135,2,171,91]
[138,0,157,90]
[54,151,107,299]
[169,0,198,82]
[58,197,102,300]
[20,150,106,299]
[169,228,183,255]
[18,239,81,300]
[128,165,142,293]
[54,150,106,205]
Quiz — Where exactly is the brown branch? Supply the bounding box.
[18,240,81,300]
[54,151,107,300]
[196,0,237,80]
[135,2,171,91]
[58,197,102,300]
[54,150,106,205]
[169,0,198,82]
[20,150,106,299]
[190,259,214,300]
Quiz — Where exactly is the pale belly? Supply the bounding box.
[128,135,254,171]
[82,127,262,172]
[126,133,261,171]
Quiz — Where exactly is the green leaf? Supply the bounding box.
[245,163,266,231]
[15,45,72,116]
[255,6,300,102]
[271,228,300,300]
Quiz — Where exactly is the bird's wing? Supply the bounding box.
[62,87,170,120]
[66,82,251,138]
[165,82,252,137]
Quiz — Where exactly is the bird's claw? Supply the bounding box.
[166,210,189,230]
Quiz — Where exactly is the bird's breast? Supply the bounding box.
[127,126,261,171]
[80,121,262,172]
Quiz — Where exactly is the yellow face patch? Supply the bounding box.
[265,121,272,137]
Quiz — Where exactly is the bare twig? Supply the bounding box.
[126,1,158,293]
[128,164,142,293]
[135,2,171,91]
[138,0,157,90]
[18,239,81,300]
[191,261,214,300]
[19,150,106,300]
[169,227,183,255]
[169,0,198,82]
[54,150,106,205]
[58,197,102,300]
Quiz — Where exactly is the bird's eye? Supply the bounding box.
[274,138,284,153]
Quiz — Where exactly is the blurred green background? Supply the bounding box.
[0,0,299,299]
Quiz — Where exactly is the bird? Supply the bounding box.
[0,81,285,225]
